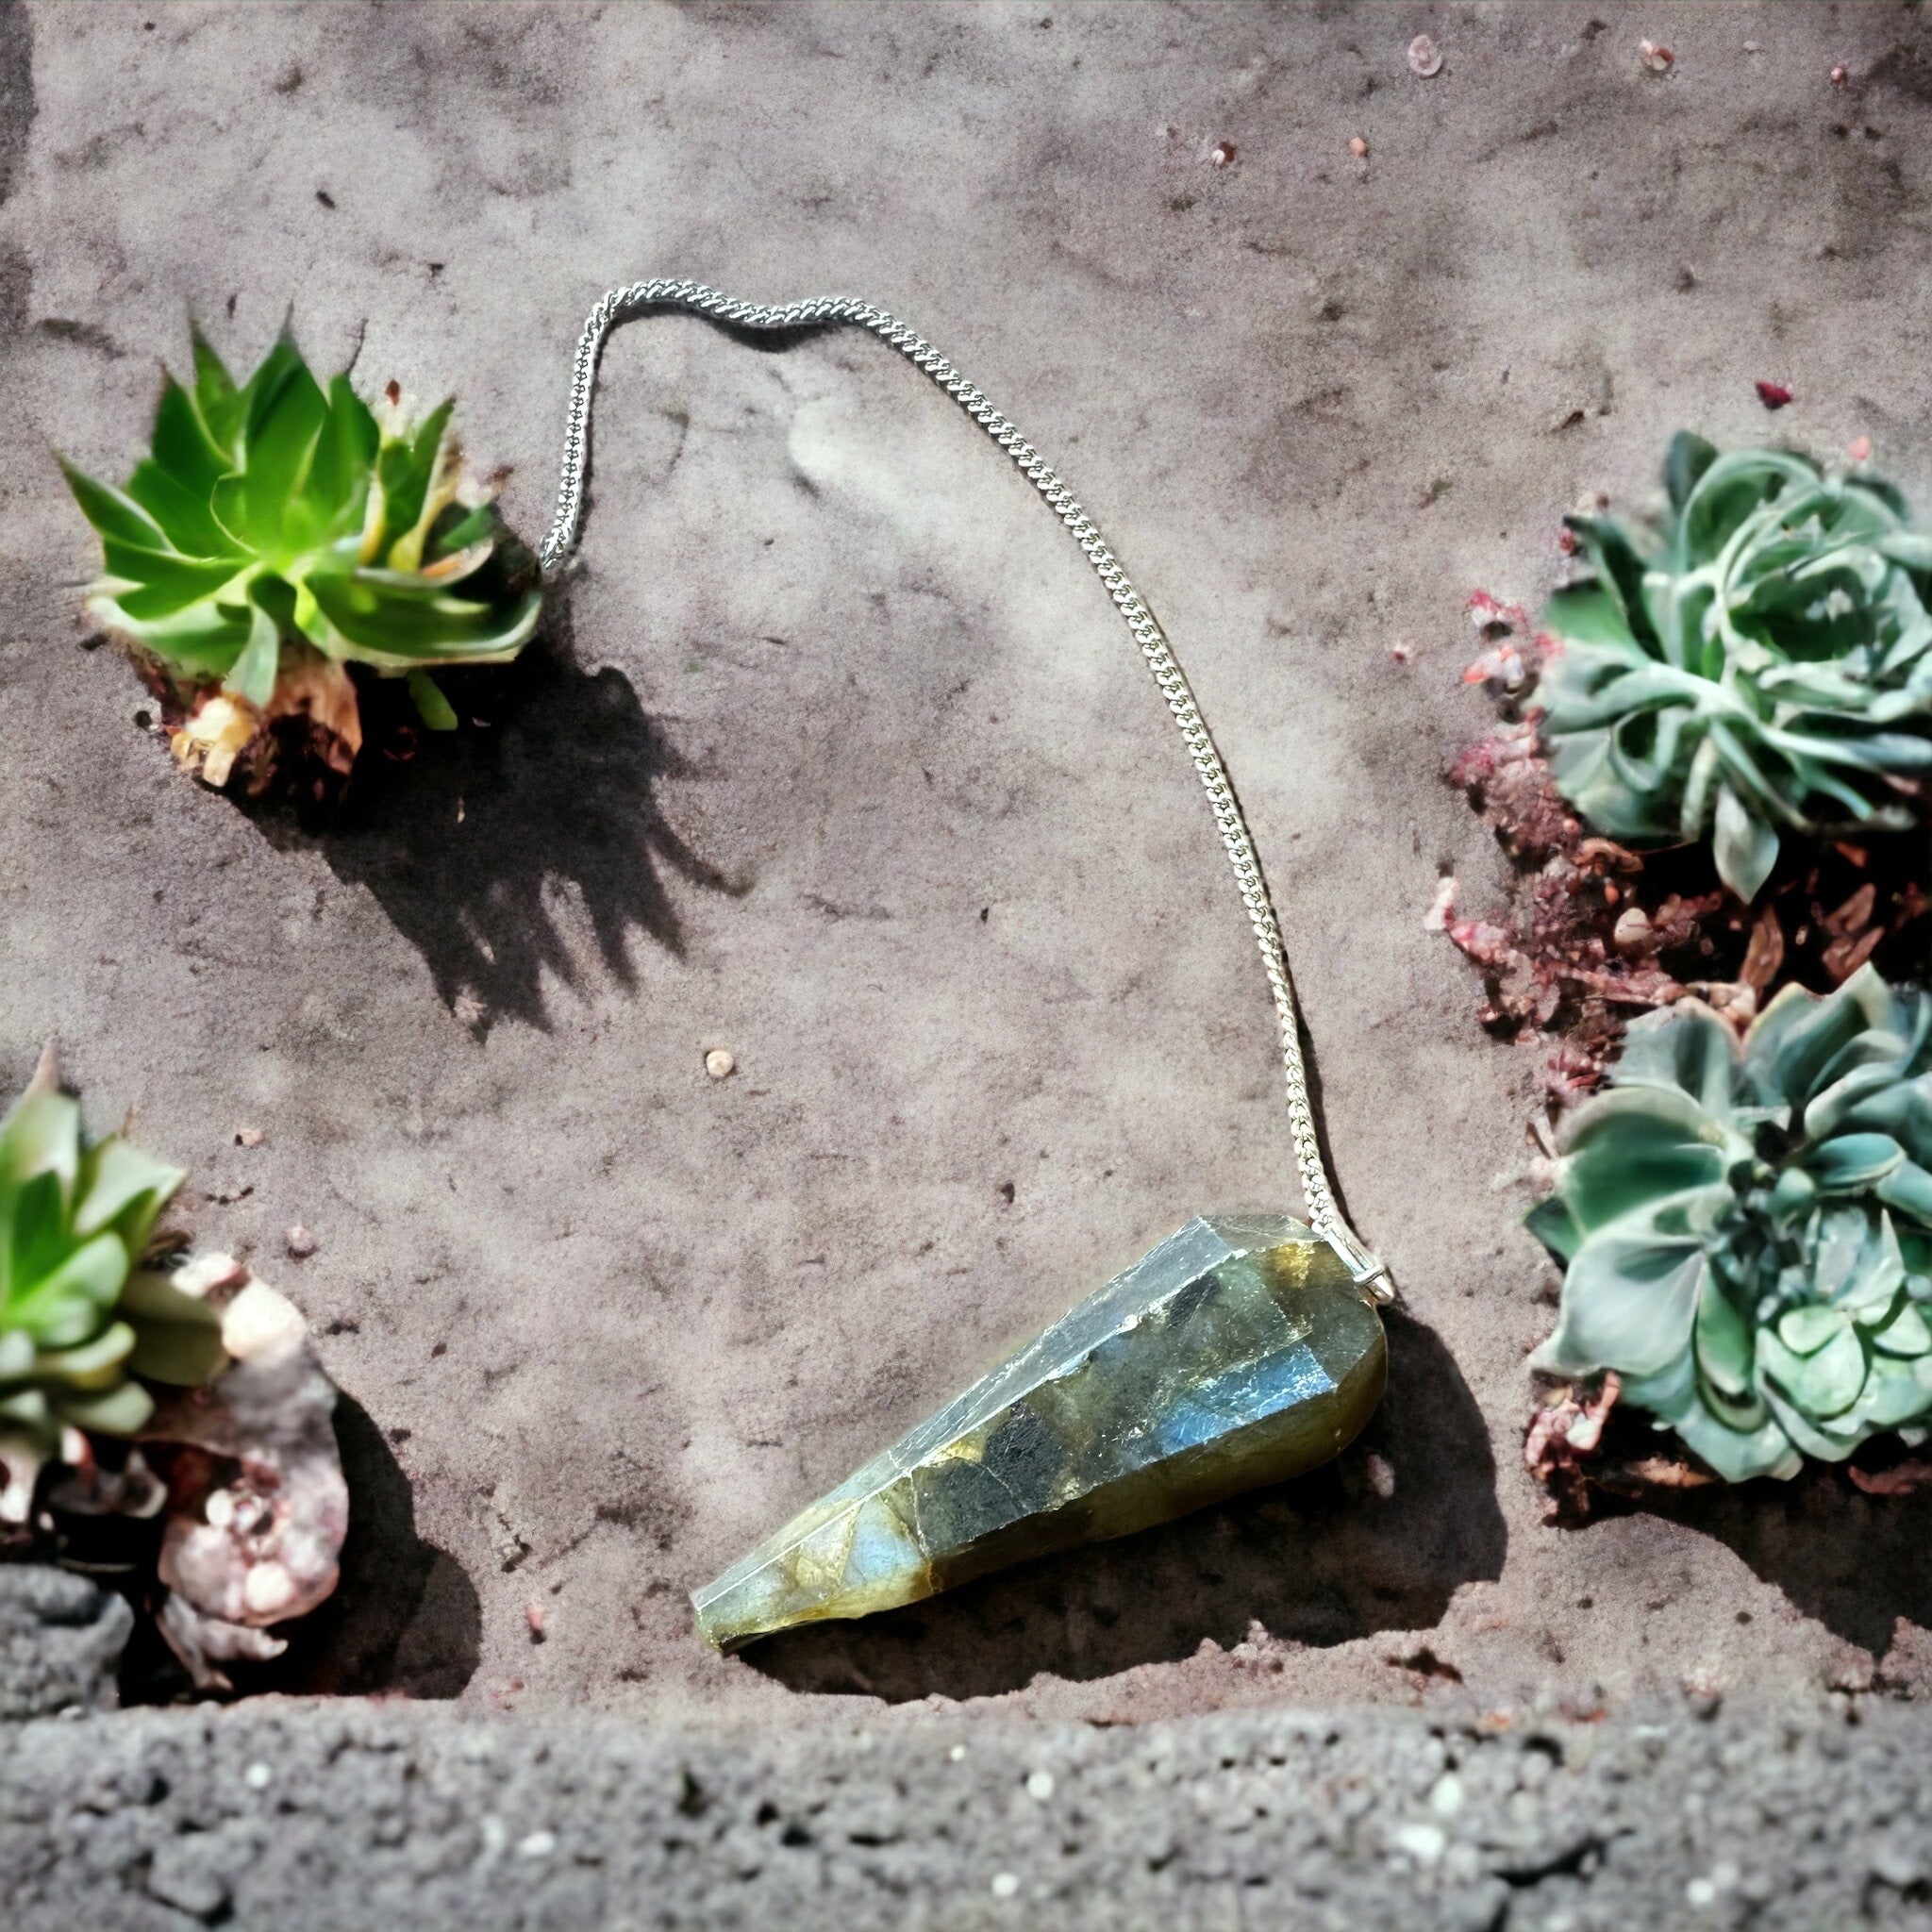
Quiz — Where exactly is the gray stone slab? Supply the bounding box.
[0,1564,130,1720]
[7,1696,1932,1930]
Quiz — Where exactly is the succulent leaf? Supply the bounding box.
[0,1059,222,1520]
[1531,965,1932,1478]
[62,329,541,790]
[1537,440,1932,899]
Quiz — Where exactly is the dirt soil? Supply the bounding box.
[4,0,1932,1732]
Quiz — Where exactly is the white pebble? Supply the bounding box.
[949,1743,967,1761]
[284,1224,318,1258]
[704,1048,736,1080]
[1394,1822,1446,1863]
[1686,1877,1717,1907]
[242,1762,272,1790]
[1429,1773,1464,1816]
[518,1830,557,1859]
[991,1872,1020,1899]
[1873,1847,1923,1889]
[1367,1453,1397,1498]
[242,1561,296,1618]
[1407,33,1443,77]
[1025,1769,1055,1801]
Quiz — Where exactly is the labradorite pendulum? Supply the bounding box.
[533,282,1396,1657]
[692,1216,1386,1652]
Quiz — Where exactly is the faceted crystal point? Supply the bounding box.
[691,1214,1387,1652]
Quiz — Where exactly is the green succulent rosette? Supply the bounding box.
[1537,434,1932,902]
[1529,964,1932,1480]
[60,328,541,786]
[0,1060,223,1519]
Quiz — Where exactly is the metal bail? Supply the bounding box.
[1319,1219,1396,1304]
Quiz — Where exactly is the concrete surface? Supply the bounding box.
[5,0,1932,1750]
[8,1691,1932,1931]
[0,1566,131,1720]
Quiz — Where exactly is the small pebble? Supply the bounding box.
[1639,39,1674,73]
[1394,1822,1446,1863]
[243,1561,296,1618]
[1755,380,1794,411]
[1830,63,1849,86]
[1686,1876,1717,1907]
[517,1830,557,1859]
[234,1125,264,1147]
[991,1872,1021,1899]
[1349,135,1369,158]
[1872,1846,1924,1889]
[1848,435,1872,463]
[1208,140,1236,167]
[243,1762,272,1790]
[1025,1769,1055,1801]
[285,1224,318,1258]
[1429,1773,1464,1816]
[949,1743,967,1761]
[525,1604,547,1641]
[1367,1453,1397,1498]
[1613,907,1654,954]
[1407,33,1442,77]
[704,1048,736,1080]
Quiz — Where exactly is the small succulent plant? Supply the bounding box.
[62,328,541,791]
[1529,965,1932,1480]
[1537,435,1932,902]
[0,1054,222,1520]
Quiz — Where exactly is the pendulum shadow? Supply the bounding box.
[743,1310,1505,1702]
[238,593,741,1031]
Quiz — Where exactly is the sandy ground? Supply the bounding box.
[3,0,1932,1733]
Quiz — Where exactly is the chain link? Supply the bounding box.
[539,280,1389,1300]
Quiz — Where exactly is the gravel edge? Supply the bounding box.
[5,1695,1932,1930]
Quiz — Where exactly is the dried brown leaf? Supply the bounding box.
[1740,905,1785,990]
[1847,1460,1932,1497]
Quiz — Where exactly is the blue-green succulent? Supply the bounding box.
[1530,965,1932,1480]
[0,1057,223,1520]
[1538,435,1932,902]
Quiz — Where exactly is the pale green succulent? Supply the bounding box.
[1538,434,1932,902]
[1530,965,1932,1480]
[61,328,541,787]
[0,1058,223,1519]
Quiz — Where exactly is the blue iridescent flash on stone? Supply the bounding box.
[691,1213,1387,1651]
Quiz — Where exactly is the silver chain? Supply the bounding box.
[540,280,1390,1300]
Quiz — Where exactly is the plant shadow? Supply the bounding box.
[243,594,740,1031]
[114,1395,480,1702]
[743,1310,1504,1702]
[275,1395,482,1697]
[1590,1469,1932,1659]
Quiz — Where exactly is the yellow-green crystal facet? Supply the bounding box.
[691,1214,1387,1651]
